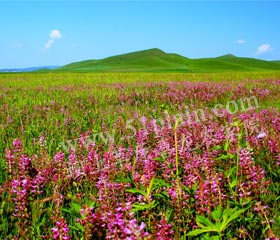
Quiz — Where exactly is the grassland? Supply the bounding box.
[0,71,279,239]
[58,48,280,73]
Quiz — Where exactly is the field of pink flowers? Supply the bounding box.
[0,72,279,239]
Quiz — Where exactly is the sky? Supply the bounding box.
[0,1,280,68]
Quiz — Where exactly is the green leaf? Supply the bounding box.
[154,178,170,188]
[196,215,217,229]
[186,229,213,236]
[146,177,155,197]
[153,192,169,199]
[213,145,222,151]
[225,166,237,178]
[71,202,82,213]
[131,203,150,212]
[126,188,145,196]
[153,157,166,162]
[220,207,247,232]
[238,198,253,208]
[192,182,199,192]
[71,223,84,232]
[225,208,247,224]
[87,200,97,208]
[224,140,230,151]
[211,205,222,221]
[131,200,157,212]
[271,171,278,178]
[115,176,132,183]
[216,154,229,160]
[202,235,220,240]
[153,152,167,162]
[229,179,237,189]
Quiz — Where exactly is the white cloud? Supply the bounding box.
[44,39,54,50]
[43,29,62,50]
[255,43,272,56]
[236,39,246,44]
[50,30,62,39]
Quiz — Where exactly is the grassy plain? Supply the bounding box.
[0,71,279,239]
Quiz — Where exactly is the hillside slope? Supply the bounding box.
[59,49,280,72]
[60,48,190,72]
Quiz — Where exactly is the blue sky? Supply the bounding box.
[1,1,280,68]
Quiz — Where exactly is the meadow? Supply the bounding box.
[0,72,279,239]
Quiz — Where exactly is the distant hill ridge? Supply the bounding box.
[59,48,280,72]
[2,49,280,73]
[0,66,59,73]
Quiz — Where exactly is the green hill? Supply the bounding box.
[58,48,280,72]
[216,54,237,59]
[60,48,190,72]
[188,56,280,72]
